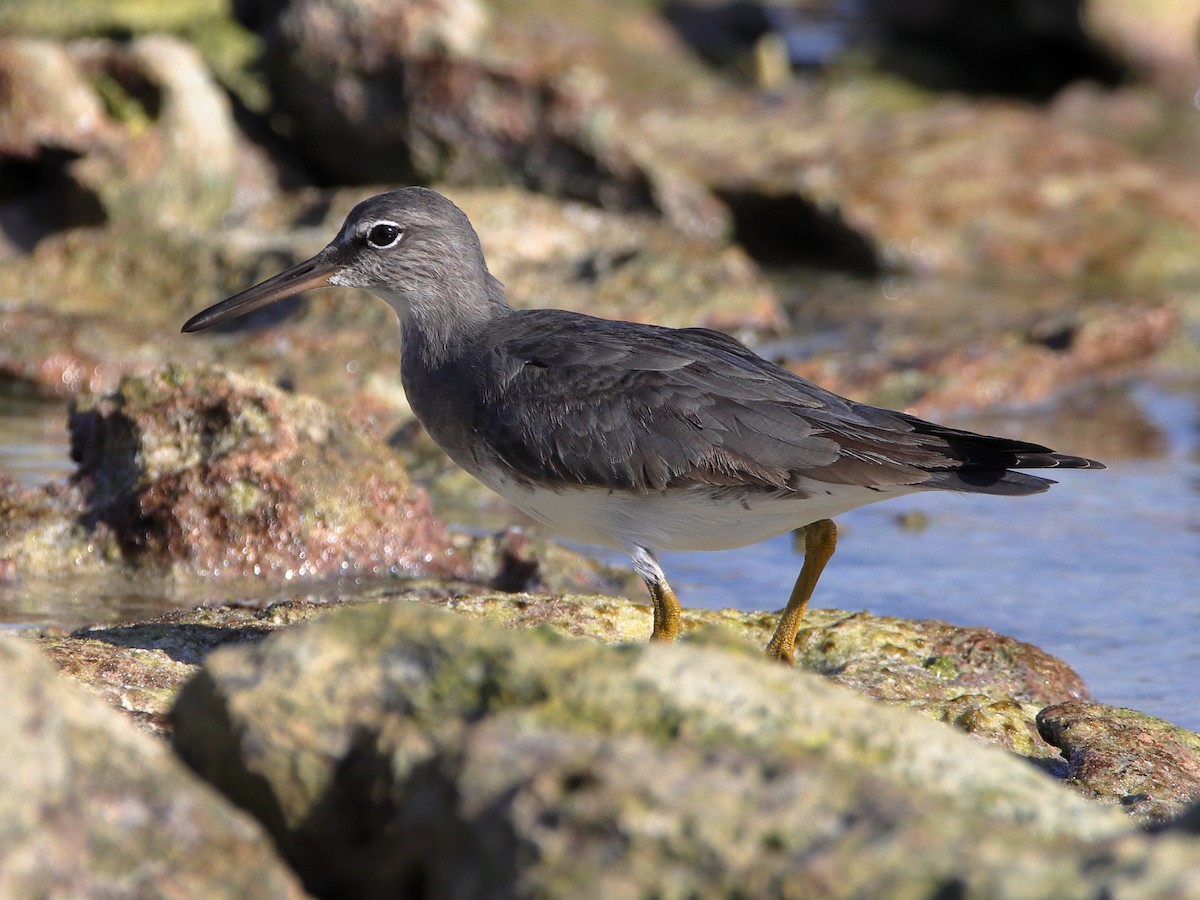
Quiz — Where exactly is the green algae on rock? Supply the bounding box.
[30,584,1200,840]
[30,587,1086,757]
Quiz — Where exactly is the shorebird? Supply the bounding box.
[183,187,1103,662]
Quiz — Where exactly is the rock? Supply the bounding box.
[0,35,236,253]
[791,609,1091,760]
[0,39,109,255]
[1038,701,1200,826]
[781,292,1179,417]
[171,600,1200,896]
[32,588,1087,760]
[72,35,238,228]
[451,527,637,596]
[637,96,1200,286]
[229,0,1200,290]
[0,364,464,580]
[245,0,654,209]
[0,634,303,897]
[1084,0,1200,92]
[33,594,362,734]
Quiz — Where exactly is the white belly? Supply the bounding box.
[478,471,916,554]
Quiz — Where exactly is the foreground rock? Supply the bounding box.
[0,364,463,580]
[169,601,1200,896]
[0,635,303,897]
[32,591,1084,753]
[30,585,1200,840]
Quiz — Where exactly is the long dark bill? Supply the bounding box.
[181,251,341,333]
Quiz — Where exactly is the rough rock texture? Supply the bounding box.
[790,609,1090,760]
[0,634,304,897]
[0,364,463,580]
[169,601,1200,897]
[32,590,1085,759]
[452,526,636,596]
[1039,701,1200,826]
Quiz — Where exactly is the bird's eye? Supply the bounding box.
[366,222,403,249]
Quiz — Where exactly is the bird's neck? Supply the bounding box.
[377,273,511,370]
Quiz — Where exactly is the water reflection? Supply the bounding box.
[0,394,72,488]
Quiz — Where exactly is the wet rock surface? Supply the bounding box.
[0,634,303,897]
[1038,701,1200,827]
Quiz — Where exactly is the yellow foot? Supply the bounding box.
[649,580,682,643]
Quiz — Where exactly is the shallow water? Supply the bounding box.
[2,383,1198,729]
[0,396,74,488]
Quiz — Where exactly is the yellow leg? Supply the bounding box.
[766,518,838,664]
[649,579,682,643]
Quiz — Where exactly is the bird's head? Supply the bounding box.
[182,187,498,334]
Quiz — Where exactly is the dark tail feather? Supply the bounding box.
[1013,451,1106,471]
[926,468,1057,496]
[915,424,1105,496]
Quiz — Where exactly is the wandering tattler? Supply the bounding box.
[183,187,1103,662]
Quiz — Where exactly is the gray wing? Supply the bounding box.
[470,311,1100,496]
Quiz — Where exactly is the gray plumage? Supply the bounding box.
[262,188,1097,502]
[465,310,1097,497]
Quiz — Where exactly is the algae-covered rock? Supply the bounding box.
[1039,701,1200,826]
[0,635,303,897]
[0,364,463,580]
[32,588,1086,757]
[169,600,1200,897]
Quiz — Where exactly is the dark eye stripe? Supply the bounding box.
[367,222,403,248]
